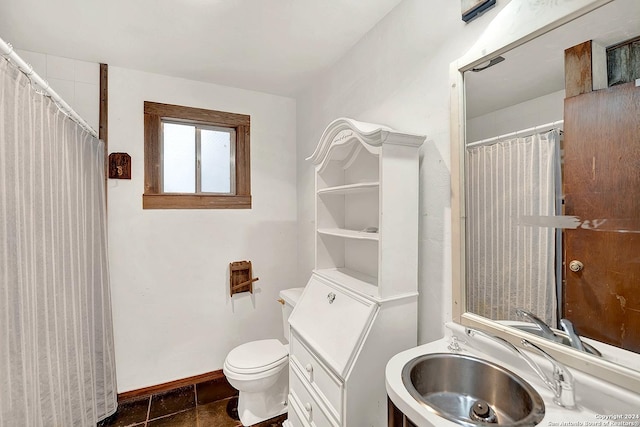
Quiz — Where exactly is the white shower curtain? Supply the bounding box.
[465,130,559,326]
[0,59,117,425]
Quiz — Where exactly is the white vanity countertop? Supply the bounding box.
[385,323,640,427]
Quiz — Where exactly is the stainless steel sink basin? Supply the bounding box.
[402,353,545,426]
[509,324,601,357]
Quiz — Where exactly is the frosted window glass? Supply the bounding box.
[163,123,195,193]
[201,129,233,193]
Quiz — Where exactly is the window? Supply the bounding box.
[606,35,640,87]
[143,102,251,209]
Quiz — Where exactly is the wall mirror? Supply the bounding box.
[451,0,640,391]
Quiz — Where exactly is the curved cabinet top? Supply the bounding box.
[306,117,425,169]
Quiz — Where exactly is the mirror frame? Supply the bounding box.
[450,0,640,392]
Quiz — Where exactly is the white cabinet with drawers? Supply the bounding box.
[289,331,343,420]
[285,118,424,427]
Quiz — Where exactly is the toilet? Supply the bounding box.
[223,287,304,426]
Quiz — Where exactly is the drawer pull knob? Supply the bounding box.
[327,292,336,304]
[304,402,312,413]
[305,363,313,373]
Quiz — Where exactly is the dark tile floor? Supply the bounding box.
[98,377,287,427]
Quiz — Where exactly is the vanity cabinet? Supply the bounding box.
[285,118,424,427]
[387,399,418,427]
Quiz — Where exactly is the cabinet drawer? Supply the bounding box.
[290,332,342,420]
[290,365,337,427]
[286,394,309,427]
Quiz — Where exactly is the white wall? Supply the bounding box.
[15,48,299,392]
[295,0,513,345]
[11,0,566,393]
[107,67,298,392]
[467,90,565,142]
[15,49,100,131]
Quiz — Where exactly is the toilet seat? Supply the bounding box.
[224,339,287,376]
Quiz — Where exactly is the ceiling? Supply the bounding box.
[465,0,640,118]
[0,0,402,97]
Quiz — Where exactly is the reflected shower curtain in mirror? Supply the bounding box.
[0,59,117,425]
[466,130,559,326]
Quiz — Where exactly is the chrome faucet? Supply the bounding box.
[515,309,556,340]
[560,319,586,352]
[521,339,576,409]
[466,328,576,409]
[516,309,593,355]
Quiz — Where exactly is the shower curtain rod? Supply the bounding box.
[467,120,564,148]
[0,37,98,138]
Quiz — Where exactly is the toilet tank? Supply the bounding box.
[279,287,304,342]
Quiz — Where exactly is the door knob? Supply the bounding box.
[569,260,584,272]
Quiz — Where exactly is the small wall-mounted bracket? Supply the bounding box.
[230,260,259,297]
[461,0,496,23]
[108,152,131,179]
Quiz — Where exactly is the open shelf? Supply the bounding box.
[317,182,379,196]
[309,118,423,300]
[317,228,380,241]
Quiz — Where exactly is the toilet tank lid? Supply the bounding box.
[279,287,304,306]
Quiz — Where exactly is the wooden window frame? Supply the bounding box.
[143,101,251,209]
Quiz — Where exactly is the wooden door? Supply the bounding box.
[563,82,640,352]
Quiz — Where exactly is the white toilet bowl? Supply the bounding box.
[224,339,289,425]
[223,287,304,425]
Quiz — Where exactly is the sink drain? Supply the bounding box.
[469,400,498,423]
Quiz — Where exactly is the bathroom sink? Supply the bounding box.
[401,353,545,426]
[507,324,602,357]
